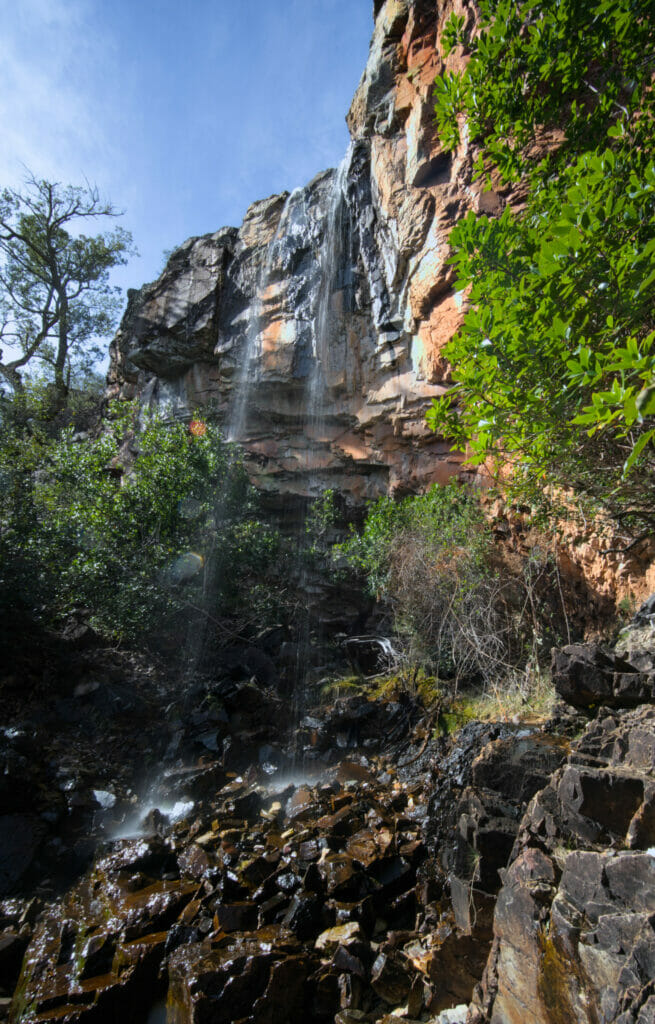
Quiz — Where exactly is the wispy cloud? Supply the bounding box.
[0,0,120,189]
[0,0,373,295]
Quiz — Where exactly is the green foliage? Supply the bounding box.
[0,175,134,413]
[1,370,106,439]
[337,481,488,599]
[304,488,339,565]
[0,406,278,643]
[434,0,654,178]
[428,0,655,529]
[337,483,504,683]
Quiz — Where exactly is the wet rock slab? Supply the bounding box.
[472,705,655,1024]
[9,839,196,1024]
[10,665,639,1024]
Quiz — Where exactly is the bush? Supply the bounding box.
[337,483,506,685]
[0,404,279,645]
[428,0,655,533]
[337,482,570,688]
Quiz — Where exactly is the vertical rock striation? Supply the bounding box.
[107,0,491,504]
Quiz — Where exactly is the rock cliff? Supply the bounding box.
[107,0,655,607]
[108,0,492,504]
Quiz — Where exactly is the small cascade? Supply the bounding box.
[179,198,299,683]
[227,190,299,443]
[306,144,354,489]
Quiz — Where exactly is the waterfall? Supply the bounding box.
[290,147,355,746]
[227,188,300,444]
[298,146,354,494]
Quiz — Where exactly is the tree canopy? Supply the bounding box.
[427,0,655,533]
[0,176,134,416]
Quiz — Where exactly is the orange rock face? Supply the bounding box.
[107,0,652,601]
[108,1,483,506]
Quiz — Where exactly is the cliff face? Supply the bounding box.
[107,0,655,608]
[108,0,491,504]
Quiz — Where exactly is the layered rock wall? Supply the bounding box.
[106,0,655,608]
[108,0,490,504]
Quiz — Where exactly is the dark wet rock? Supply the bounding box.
[286,787,318,823]
[141,807,170,836]
[218,870,250,903]
[13,586,655,1024]
[0,816,46,897]
[0,931,28,995]
[241,854,279,888]
[334,1011,374,1024]
[419,719,571,1015]
[168,937,275,1023]
[317,805,364,839]
[470,732,568,806]
[336,759,374,783]
[161,762,225,801]
[217,648,279,689]
[332,943,367,978]
[258,893,288,927]
[274,870,301,896]
[167,928,310,1024]
[298,839,323,862]
[366,855,413,898]
[320,855,368,900]
[370,950,412,1004]
[311,696,417,755]
[282,894,326,941]
[342,636,396,677]
[252,954,311,1024]
[214,901,259,932]
[225,789,263,821]
[330,897,376,936]
[0,731,48,819]
[552,642,655,709]
[347,828,393,868]
[474,703,655,1023]
[9,841,197,1022]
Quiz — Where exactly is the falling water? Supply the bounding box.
[306,145,354,486]
[178,195,300,685]
[290,147,355,748]
[227,193,298,444]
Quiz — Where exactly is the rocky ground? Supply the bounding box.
[1,609,654,1024]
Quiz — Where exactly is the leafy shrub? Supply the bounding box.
[337,482,571,688]
[0,404,278,645]
[337,483,508,685]
[428,0,655,534]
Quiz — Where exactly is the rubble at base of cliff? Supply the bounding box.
[1,597,654,1024]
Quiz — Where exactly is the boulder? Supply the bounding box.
[552,642,655,708]
[473,704,655,1023]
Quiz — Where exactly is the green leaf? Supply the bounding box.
[623,429,655,476]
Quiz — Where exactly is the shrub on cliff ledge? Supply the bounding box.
[428,0,655,535]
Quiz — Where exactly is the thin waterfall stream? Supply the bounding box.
[140,158,358,809]
[178,192,298,688]
[291,148,355,754]
[227,188,299,445]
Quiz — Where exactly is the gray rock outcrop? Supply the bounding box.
[108,0,485,504]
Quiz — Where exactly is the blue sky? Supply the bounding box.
[1,0,373,296]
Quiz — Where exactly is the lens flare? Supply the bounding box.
[168,552,204,584]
